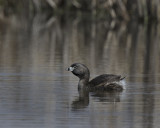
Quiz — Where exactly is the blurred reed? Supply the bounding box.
[0,0,160,21]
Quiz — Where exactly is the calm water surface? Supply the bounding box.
[0,15,160,128]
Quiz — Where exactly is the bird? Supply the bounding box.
[67,63,125,91]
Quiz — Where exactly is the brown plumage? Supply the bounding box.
[67,63,125,91]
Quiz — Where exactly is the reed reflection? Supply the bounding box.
[0,15,160,80]
[141,23,155,128]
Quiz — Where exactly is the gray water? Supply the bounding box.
[0,15,160,128]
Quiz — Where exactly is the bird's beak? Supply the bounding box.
[66,67,74,71]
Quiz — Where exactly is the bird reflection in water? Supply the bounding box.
[72,89,89,110]
[90,90,121,103]
[71,89,122,110]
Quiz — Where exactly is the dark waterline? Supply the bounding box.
[0,15,160,128]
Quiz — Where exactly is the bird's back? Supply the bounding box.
[88,74,124,91]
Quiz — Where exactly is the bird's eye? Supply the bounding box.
[73,66,77,69]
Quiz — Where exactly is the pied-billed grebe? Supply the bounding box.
[67,63,125,91]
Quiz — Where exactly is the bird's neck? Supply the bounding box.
[78,77,89,89]
[78,68,90,89]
